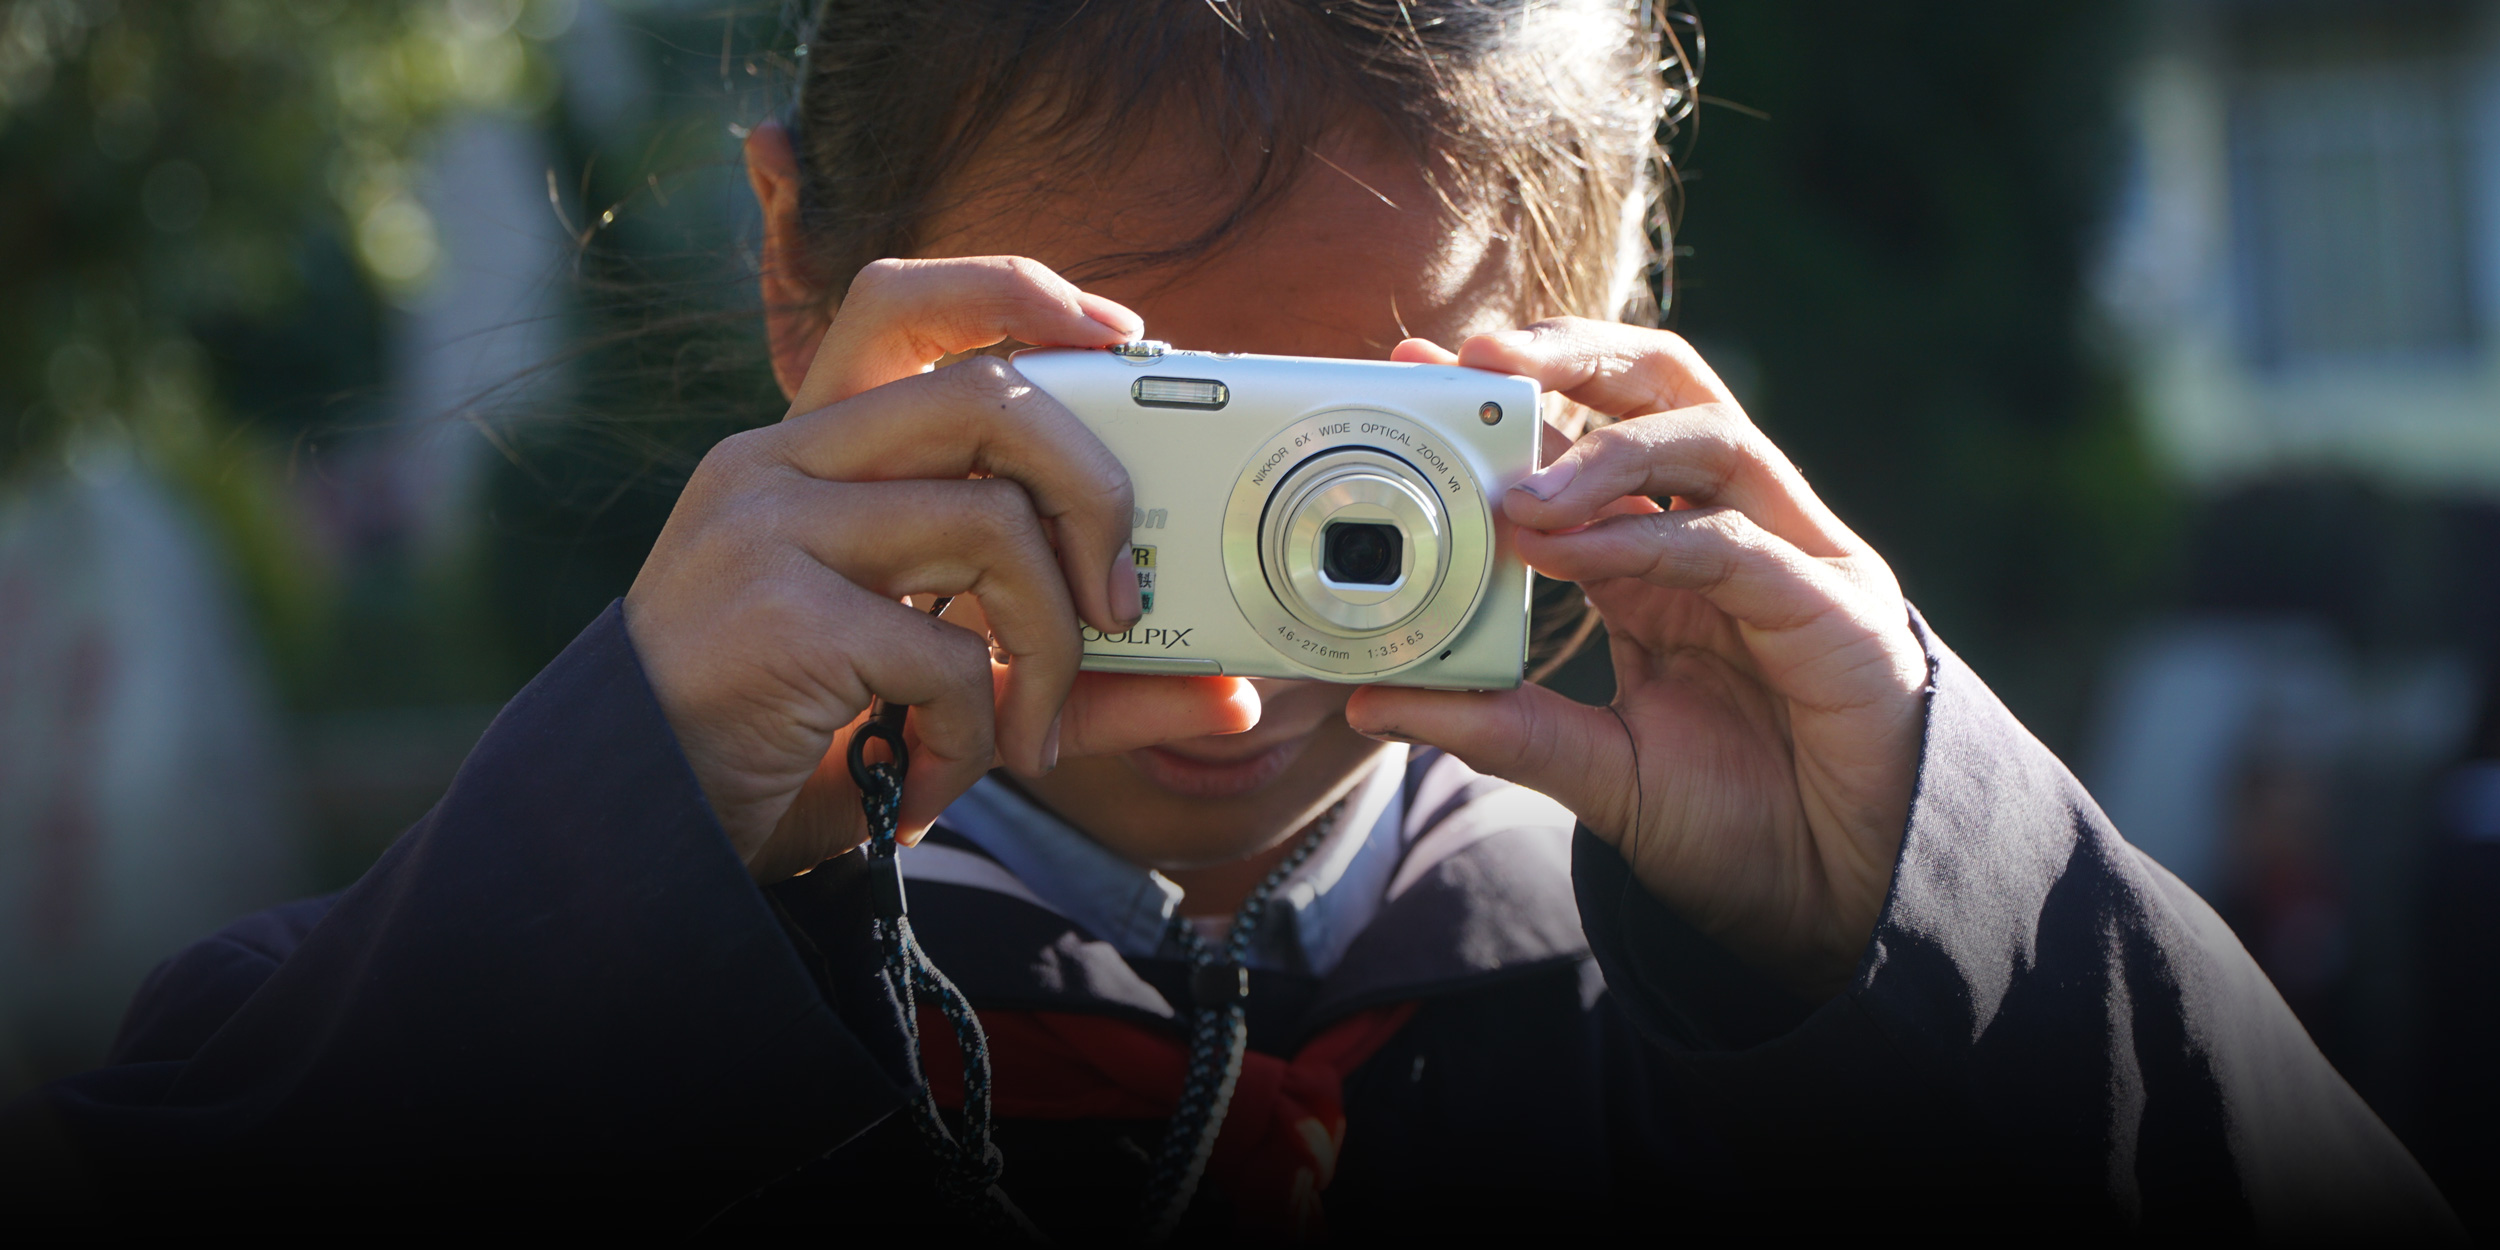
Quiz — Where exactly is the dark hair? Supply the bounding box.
[780,0,1696,679]
[787,0,1694,313]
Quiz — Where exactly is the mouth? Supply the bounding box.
[1125,736,1309,799]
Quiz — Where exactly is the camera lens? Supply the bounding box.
[1322,522,1403,586]
[1254,449,1450,637]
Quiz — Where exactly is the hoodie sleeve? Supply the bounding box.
[10,602,904,1226]
[1574,607,2460,1240]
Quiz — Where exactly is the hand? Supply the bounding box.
[624,257,1259,882]
[1346,321,1929,997]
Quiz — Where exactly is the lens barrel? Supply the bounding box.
[1219,407,1498,679]
[1257,448,1446,635]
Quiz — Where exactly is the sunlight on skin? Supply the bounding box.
[750,117,1546,912]
[741,110,1926,991]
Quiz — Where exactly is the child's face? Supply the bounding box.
[782,118,1534,873]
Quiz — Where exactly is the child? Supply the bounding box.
[7,0,2457,1238]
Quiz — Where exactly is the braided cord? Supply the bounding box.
[1137,803,1341,1242]
[850,650,1041,1239]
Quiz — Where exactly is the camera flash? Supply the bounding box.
[1132,377,1231,410]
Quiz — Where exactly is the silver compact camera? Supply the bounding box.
[1013,341,1539,689]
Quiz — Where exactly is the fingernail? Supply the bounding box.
[1041,713,1062,773]
[1356,728,1423,744]
[1485,329,1535,348]
[1109,548,1143,626]
[1082,294,1145,339]
[1513,458,1577,502]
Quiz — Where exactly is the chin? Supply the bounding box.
[1123,737,1309,800]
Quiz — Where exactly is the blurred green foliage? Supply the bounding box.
[0,0,572,695]
[0,0,2157,760]
[1669,0,2170,749]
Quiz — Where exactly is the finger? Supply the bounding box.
[949,589,1262,755]
[1538,417,1571,470]
[744,357,1139,632]
[1343,682,1637,835]
[789,256,1141,413]
[1451,318,1732,419]
[1057,671,1262,756]
[767,666,1261,866]
[1503,404,1854,557]
[1518,507,1912,701]
[1389,337,1459,365]
[791,477,1084,775]
[915,595,1261,770]
[814,585,1003,839]
[1396,336,1584,474]
[753,723,878,879]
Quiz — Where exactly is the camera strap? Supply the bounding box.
[846,597,1040,1240]
[845,594,1345,1242]
[1138,802,1340,1243]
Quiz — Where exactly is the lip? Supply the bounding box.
[1126,737,1308,799]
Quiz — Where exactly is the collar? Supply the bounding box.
[763,750,1591,1045]
[922,750,1410,977]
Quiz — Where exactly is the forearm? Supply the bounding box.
[1581,608,2459,1238]
[27,604,905,1224]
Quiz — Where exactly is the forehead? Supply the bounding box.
[911,125,1526,359]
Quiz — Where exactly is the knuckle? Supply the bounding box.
[1585,419,1644,458]
[1689,399,1743,428]
[944,353,1021,405]
[845,257,910,304]
[964,477,1040,532]
[1004,618,1081,673]
[1700,543,1744,596]
[1674,412,1751,496]
[933,613,993,668]
[1100,462,1135,517]
[1699,399,1767,444]
[705,425,770,468]
[689,429,773,493]
[996,255,1059,292]
[1692,505,1758,544]
[1651,509,1745,589]
[1073,443,1133,520]
[953,257,1061,328]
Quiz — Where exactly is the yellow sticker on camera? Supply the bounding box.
[1132,544,1156,614]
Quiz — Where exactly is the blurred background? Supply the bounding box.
[0,0,2493,1230]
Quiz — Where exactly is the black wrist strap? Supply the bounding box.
[846,598,1041,1240]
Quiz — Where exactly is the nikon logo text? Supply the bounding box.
[1083,625,1194,649]
[1131,507,1168,530]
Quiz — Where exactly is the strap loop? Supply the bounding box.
[847,701,911,795]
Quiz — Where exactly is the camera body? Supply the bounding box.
[1013,342,1539,689]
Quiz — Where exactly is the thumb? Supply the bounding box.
[1057,671,1262,758]
[1343,683,1634,830]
